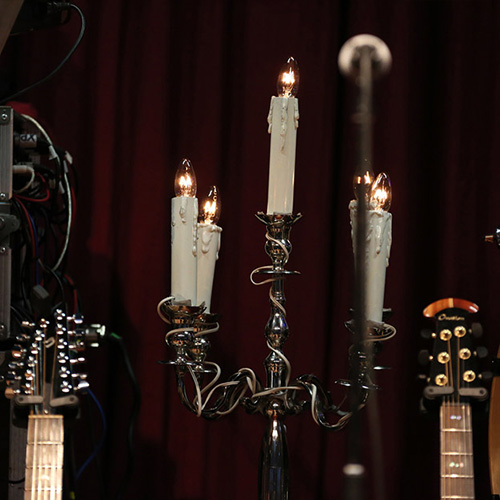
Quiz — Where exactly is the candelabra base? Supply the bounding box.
[259,408,289,500]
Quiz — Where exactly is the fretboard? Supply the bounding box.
[25,414,64,500]
[440,403,474,500]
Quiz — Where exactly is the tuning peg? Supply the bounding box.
[484,226,500,247]
[11,345,26,359]
[418,349,432,366]
[481,371,493,382]
[75,380,89,393]
[71,313,84,325]
[471,322,483,338]
[420,328,433,340]
[4,387,19,399]
[476,346,488,359]
[69,356,86,365]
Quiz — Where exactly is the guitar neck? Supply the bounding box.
[25,414,64,500]
[440,402,474,500]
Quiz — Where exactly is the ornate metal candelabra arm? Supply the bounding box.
[159,302,266,418]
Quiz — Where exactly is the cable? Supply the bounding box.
[76,389,107,480]
[0,3,86,104]
[18,114,73,272]
[108,332,141,500]
[13,165,36,193]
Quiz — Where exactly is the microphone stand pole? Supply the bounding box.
[344,43,374,500]
[338,35,391,500]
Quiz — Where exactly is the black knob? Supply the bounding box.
[471,322,483,338]
[418,349,431,366]
[420,328,433,340]
[476,346,488,359]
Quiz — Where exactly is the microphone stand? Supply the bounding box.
[338,35,391,500]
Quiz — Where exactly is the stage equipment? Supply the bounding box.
[485,226,500,248]
[0,0,24,55]
[0,107,20,340]
[159,35,395,500]
[10,0,70,35]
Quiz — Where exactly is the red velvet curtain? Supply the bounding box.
[3,1,500,498]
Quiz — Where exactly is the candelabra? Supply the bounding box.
[159,212,395,499]
[158,34,395,500]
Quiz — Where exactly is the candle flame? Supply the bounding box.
[174,158,197,197]
[370,172,392,211]
[201,185,221,224]
[353,170,374,200]
[179,175,193,191]
[277,57,300,97]
[282,69,295,87]
[203,200,216,222]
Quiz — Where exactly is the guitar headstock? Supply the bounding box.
[5,309,89,418]
[421,298,488,407]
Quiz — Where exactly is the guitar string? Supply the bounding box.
[448,335,453,500]
[458,335,462,500]
[456,335,460,500]
[441,325,476,500]
[446,337,451,500]
[447,402,452,500]
[51,322,64,499]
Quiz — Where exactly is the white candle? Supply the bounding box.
[171,159,198,304]
[349,173,392,323]
[196,186,222,312]
[266,57,300,215]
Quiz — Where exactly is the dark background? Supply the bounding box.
[2,0,500,499]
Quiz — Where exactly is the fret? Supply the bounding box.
[25,415,64,500]
[440,403,475,500]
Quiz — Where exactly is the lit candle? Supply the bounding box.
[196,186,222,312]
[266,57,300,215]
[171,159,198,304]
[349,172,392,323]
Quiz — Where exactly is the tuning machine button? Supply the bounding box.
[418,350,432,366]
[476,346,488,359]
[11,345,26,359]
[75,380,90,393]
[4,387,19,399]
[471,322,483,338]
[419,328,433,340]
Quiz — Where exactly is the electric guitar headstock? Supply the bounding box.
[5,308,89,418]
[420,298,488,408]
